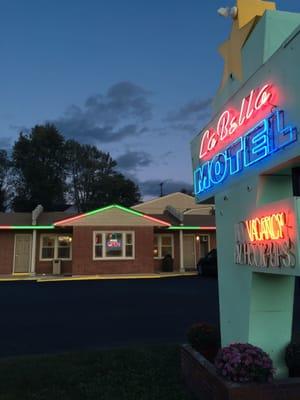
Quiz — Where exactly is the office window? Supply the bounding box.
[94,231,135,260]
[40,235,72,260]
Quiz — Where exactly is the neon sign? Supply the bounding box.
[107,239,122,248]
[199,84,274,160]
[235,210,295,269]
[245,212,286,242]
[194,109,298,196]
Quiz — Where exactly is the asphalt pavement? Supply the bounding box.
[0,276,219,357]
[0,276,299,358]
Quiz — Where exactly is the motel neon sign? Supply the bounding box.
[194,84,298,196]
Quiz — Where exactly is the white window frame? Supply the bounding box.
[93,231,135,260]
[40,234,72,261]
[154,234,174,259]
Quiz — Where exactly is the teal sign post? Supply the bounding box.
[191,1,300,377]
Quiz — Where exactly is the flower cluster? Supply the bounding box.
[215,343,275,383]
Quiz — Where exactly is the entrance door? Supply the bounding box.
[14,234,32,273]
[183,235,196,269]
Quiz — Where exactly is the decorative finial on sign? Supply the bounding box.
[217,6,238,19]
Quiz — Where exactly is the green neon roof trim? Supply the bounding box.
[85,204,143,218]
[54,204,170,226]
[13,225,55,229]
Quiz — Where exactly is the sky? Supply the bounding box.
[1,0,299,199]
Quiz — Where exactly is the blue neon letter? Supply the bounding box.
[244,119,269,167]
[194,162,211,194]
[269,110,297,152]
[209,153,228,185]
[227,137,244,175]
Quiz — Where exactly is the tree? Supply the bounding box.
[100,173,141,208]
[65,140,140,211]
[12,124,67,211]
[0,150,11,211]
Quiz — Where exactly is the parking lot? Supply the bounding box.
[0,276,299,357]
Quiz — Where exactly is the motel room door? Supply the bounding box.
[183,235,196,269]
[14,234,32,273]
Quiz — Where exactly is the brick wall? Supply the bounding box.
[0,228,217,276]
[71,226,155,275]
[0,231,15,274]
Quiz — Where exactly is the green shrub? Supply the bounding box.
[187,323,219,353]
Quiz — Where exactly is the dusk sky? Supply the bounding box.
[1,0,299,199]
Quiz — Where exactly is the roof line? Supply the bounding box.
[133,192,194,209]
[0,225,54,230]
[167,226,216,230]
[54,204,171,227]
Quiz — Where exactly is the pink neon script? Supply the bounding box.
[199,84,274,160]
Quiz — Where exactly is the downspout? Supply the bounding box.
[31,205,43,274]
[179,229,185,272]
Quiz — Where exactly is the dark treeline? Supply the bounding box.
[2,124,141,212]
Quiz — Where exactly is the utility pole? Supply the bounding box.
[159,182,164,197]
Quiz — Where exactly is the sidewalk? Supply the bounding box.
[0,271,197,283]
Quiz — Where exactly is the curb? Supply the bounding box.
[37,272,198,283]
[0,272,197,283]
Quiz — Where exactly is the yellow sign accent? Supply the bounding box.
[237,0,276,29]
[219,18,256,85]
[219,0,277,87]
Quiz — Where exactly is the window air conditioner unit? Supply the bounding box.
[52,259,61,275]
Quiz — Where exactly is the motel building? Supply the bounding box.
[0,193,216,276]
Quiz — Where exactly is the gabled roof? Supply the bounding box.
[133,192,214,215]
[54,204,171,227]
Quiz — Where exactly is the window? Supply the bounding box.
[57,236,72,259]
[154,234,174,258]
[40,235,72,260]
[94,233,103,258]
[93,231,135,260]
[41,236,55,259]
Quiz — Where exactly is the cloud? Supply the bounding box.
[116,150,153,171]
[53,81,152,144]
[166,98,212,122]
[56,119,144,143]
[0,137,14,150]
[139,179,193,197]
[160,96,212,137]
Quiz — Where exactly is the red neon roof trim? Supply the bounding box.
[142,214,170,227]
[54,212,86,226]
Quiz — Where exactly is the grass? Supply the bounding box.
[0,345,195,400]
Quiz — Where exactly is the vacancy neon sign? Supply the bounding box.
[194,84,298,196]
[245,212,286,242]
[235,209,295,269]
[199,84,274,160]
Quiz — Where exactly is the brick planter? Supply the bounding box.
[181,344,300,400]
